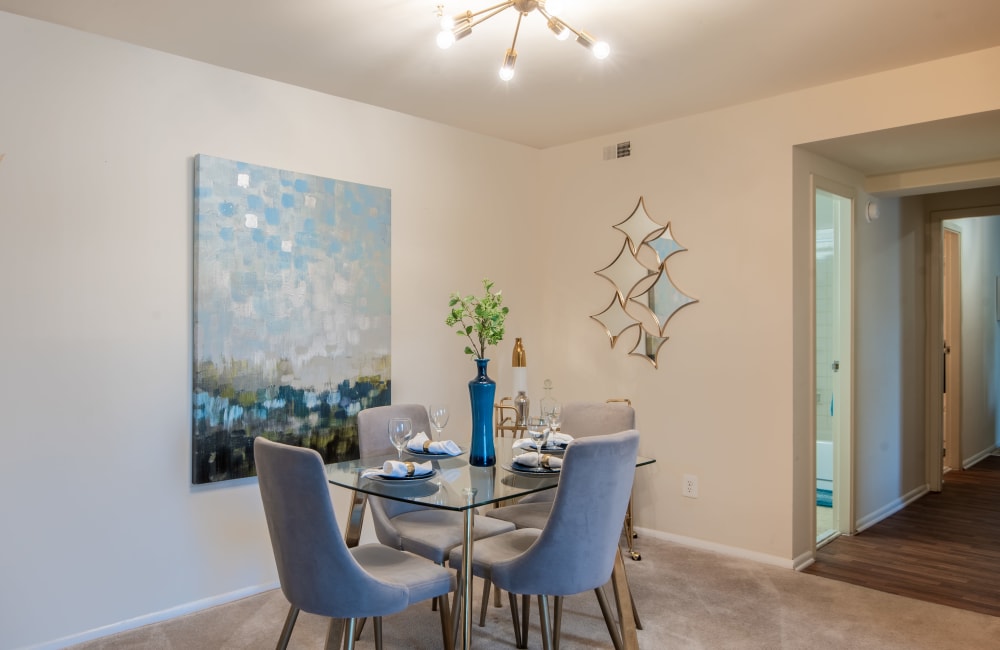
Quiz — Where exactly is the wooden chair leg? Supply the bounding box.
[595,586,623,650]
[451,572,464,646]
[494,583,503,608]
[276,605,299,650]
[327,618,347,650]
[521,594,531,649]
[553,596,563,650]
[353,617,366,641]
[439,593,454,650]
[373,617,384,650]
[507,591,524,648]
[479,577,492,626]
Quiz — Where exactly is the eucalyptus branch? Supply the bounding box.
[445,278,509,360]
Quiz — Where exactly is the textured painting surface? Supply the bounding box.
[193,154,390,484]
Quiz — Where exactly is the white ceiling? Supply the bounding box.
[4,0,1000,166]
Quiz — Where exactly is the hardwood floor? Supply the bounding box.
[803,453,1000,617]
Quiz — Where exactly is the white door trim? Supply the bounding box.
[812,175,856,539]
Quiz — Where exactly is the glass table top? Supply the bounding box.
[326,440,655,512]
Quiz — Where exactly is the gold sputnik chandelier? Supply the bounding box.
[436,1,610,81]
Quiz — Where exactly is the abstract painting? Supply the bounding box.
[192,154,391,484]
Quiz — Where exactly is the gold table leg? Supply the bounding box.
[460,488,477,650]
[610,547,639,650]
[344,489,368,548]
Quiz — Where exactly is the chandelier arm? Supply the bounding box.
[467,1,515,27]
[508,11,524,51]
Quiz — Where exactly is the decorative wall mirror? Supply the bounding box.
[591,197,697,368]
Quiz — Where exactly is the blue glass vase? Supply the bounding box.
[468,357,496,466]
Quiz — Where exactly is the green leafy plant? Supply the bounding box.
[446,278,509,360]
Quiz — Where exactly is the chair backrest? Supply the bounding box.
[254,437,409,617]
[356,404,432,523]
[490,429,640,596]
[357,403,433,456]
[560,400,635,438]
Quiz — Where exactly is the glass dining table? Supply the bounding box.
[325,440,655,650]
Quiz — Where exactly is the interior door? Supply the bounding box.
[942,226,962,472]
[814,180,854,543]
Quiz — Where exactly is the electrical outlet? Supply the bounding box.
[682,474,699,498]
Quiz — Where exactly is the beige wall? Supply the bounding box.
[2,8,1000,648]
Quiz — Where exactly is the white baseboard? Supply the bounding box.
[24,582,279,650]
[633,526,796,569]
[854,484,928,533]
[965,445,999,467]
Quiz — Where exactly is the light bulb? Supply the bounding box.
[440,15,455,30]
[437,30,456,49]
[547,17,570,41]
[593,41,610,59]
[499,48,517,81]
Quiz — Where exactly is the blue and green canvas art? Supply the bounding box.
[192,154,391,484]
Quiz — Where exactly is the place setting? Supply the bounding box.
[404,405,468,457]
[360,416,440,484]
[503,413,571,476]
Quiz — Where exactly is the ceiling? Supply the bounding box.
[3,0,1000,165]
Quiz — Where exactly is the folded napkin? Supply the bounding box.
[406,431,462,456]
[362,460,434,479]
[513,432,574,451]
[512,452,562,470]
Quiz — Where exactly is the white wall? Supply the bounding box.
[3,8,1000,648]
[536,48,1000,564]
[952,214,1000,460]
[0,12,541,649]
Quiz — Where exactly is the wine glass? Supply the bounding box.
[542,401,562,443]
[428,404,450,439]
[526,417,549,461]
[388,417,413,460]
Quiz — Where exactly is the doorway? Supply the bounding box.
[814,181,854,544]
[942,226,962,473]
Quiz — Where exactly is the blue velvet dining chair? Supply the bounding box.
[254,437,457,650]
[448,429,640,650]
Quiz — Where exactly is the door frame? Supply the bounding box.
[812,175,856,540]
[925,205,1000,489]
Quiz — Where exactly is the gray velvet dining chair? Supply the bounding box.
[358,404,516,560]
[357,404,516,624]
[254,437,457,650]
[485,399,637,535]
[448,429,640,650]
[483,399,644,632]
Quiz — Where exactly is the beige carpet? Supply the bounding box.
[68,535,1000,649]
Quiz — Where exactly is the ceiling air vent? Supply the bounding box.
[603,141,631,161]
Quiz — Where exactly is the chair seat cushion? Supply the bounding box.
[447,528,541,581]
[351,544,456,608]
[485,501,552,530]
[392,509,516,564]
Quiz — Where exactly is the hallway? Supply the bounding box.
[804,453,1000,617]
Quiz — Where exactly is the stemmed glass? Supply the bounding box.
[526,417,549,463]
[542,401,562,443]
[388,417,413,460]
[428,404,450,439]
